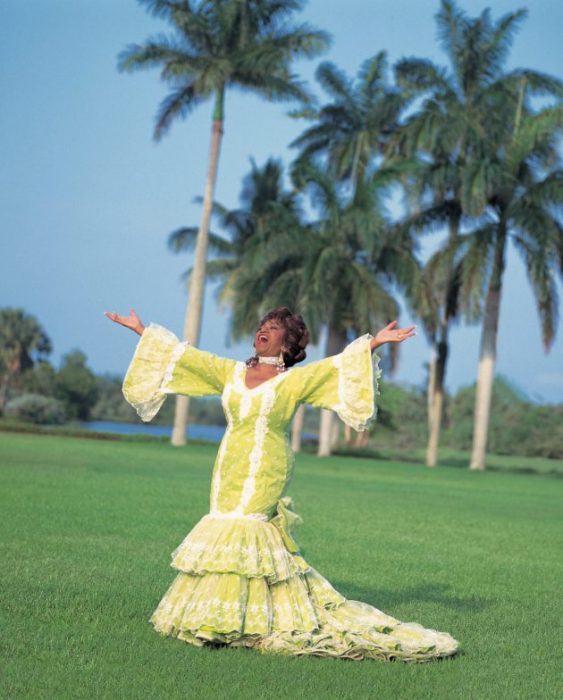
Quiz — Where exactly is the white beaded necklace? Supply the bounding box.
[257,355,280,366]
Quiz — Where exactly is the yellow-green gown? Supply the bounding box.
[123,323,459,661]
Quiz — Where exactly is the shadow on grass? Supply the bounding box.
[331,580,492,613]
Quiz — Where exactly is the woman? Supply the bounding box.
[106,307,459,661]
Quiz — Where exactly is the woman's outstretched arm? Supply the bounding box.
[370,320,416,351]
[104,309,145,336]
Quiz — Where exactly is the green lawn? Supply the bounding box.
[1,433,561,700]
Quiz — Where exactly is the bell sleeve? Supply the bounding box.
[122,322,236,422]
[296,334,382,432]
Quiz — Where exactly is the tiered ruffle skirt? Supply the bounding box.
[150,501,459,662]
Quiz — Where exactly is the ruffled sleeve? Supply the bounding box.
[294,334,382,432]
[122,322,236,422]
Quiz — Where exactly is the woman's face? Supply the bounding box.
[254,318,286,357]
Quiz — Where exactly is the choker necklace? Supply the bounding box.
[257,356,280,366]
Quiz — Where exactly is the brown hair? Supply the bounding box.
[248,307,310,368]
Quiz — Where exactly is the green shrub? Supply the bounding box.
[5,393,66,425]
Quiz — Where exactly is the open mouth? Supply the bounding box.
[257,333,269,343]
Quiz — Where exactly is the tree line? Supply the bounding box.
[1,306,561,459]
[0,307,226,428]
[118,0,562,469]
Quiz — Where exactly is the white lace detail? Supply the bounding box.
[235,362,293,394]
[161,340,190,390]
[238,382,277,513]
[239,391,253,420]
[146,322,180,344]
[178,543,288,557]
[210,381,233,511]
[122,323,180,422]
[332,334,382,432]
[204,511,269,522]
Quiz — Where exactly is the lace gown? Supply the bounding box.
[122,323,459,661]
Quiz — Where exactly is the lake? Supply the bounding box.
[79,420,225,442]
[80,421,318,444]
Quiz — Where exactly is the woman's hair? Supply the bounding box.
[248,306,310,368]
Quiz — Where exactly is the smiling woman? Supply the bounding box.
[105,306,458,661]
[244,308,310,387]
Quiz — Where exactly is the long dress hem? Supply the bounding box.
[148,500,459,662]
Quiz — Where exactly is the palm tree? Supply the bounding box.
[168,157,305,335]
[390,0,561,467]
[289,54,414,454]
[0,308,52,412]
[464,100,563,470]
[118,0,328,446]
[263,164,417,456]
[170,157,313,450]
[291,52,405,196]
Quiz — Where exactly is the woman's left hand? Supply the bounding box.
[370,320,416,350]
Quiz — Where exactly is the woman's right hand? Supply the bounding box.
[104,309,145,336]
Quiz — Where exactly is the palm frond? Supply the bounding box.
[315,62,353,102]
[153,83,206,140]
[512,235,559,350]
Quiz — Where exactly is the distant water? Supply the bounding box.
[80,420,318,444]
[80,420,225,443]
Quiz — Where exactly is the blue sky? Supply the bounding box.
[1,0,562,403]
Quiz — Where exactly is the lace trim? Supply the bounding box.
[204,511,269,522]
[234,361,293,394]
[333,334,382,432]
[176,542,288,557]
[156,596,307,619]
[146,322,180,345]
[161,340,190,390]
[122,323,180,422]
[239,391,253,420]
[238,382,277,513]
[210,382,234,511]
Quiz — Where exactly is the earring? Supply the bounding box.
[246,344,258,368]
[277,348,286,373]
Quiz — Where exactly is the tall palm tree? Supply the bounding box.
[0,308,52,412]
[291,52,405,196]
[390,0,561,467]
[464,100,563,470]
[168,157,305,337]
[170,157,313,450]
[119,0,328,446]
[289,54,413,454]
[263,164,417,456]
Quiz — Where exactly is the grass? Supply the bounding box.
[1,432,562,700]
[332,444,563,477]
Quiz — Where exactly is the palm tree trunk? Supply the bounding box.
[0,357,21,413]
[354,430,369,448]
[427,342,437,432]
[426,334,448,467]
[318,411,333,457]
[330,417,340,449]
[291,404,305,452]
[318,327,347,457]
[425,213,458,467]
[0,373,12,412]
[470,227,507,470]
[171,89,225,447]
